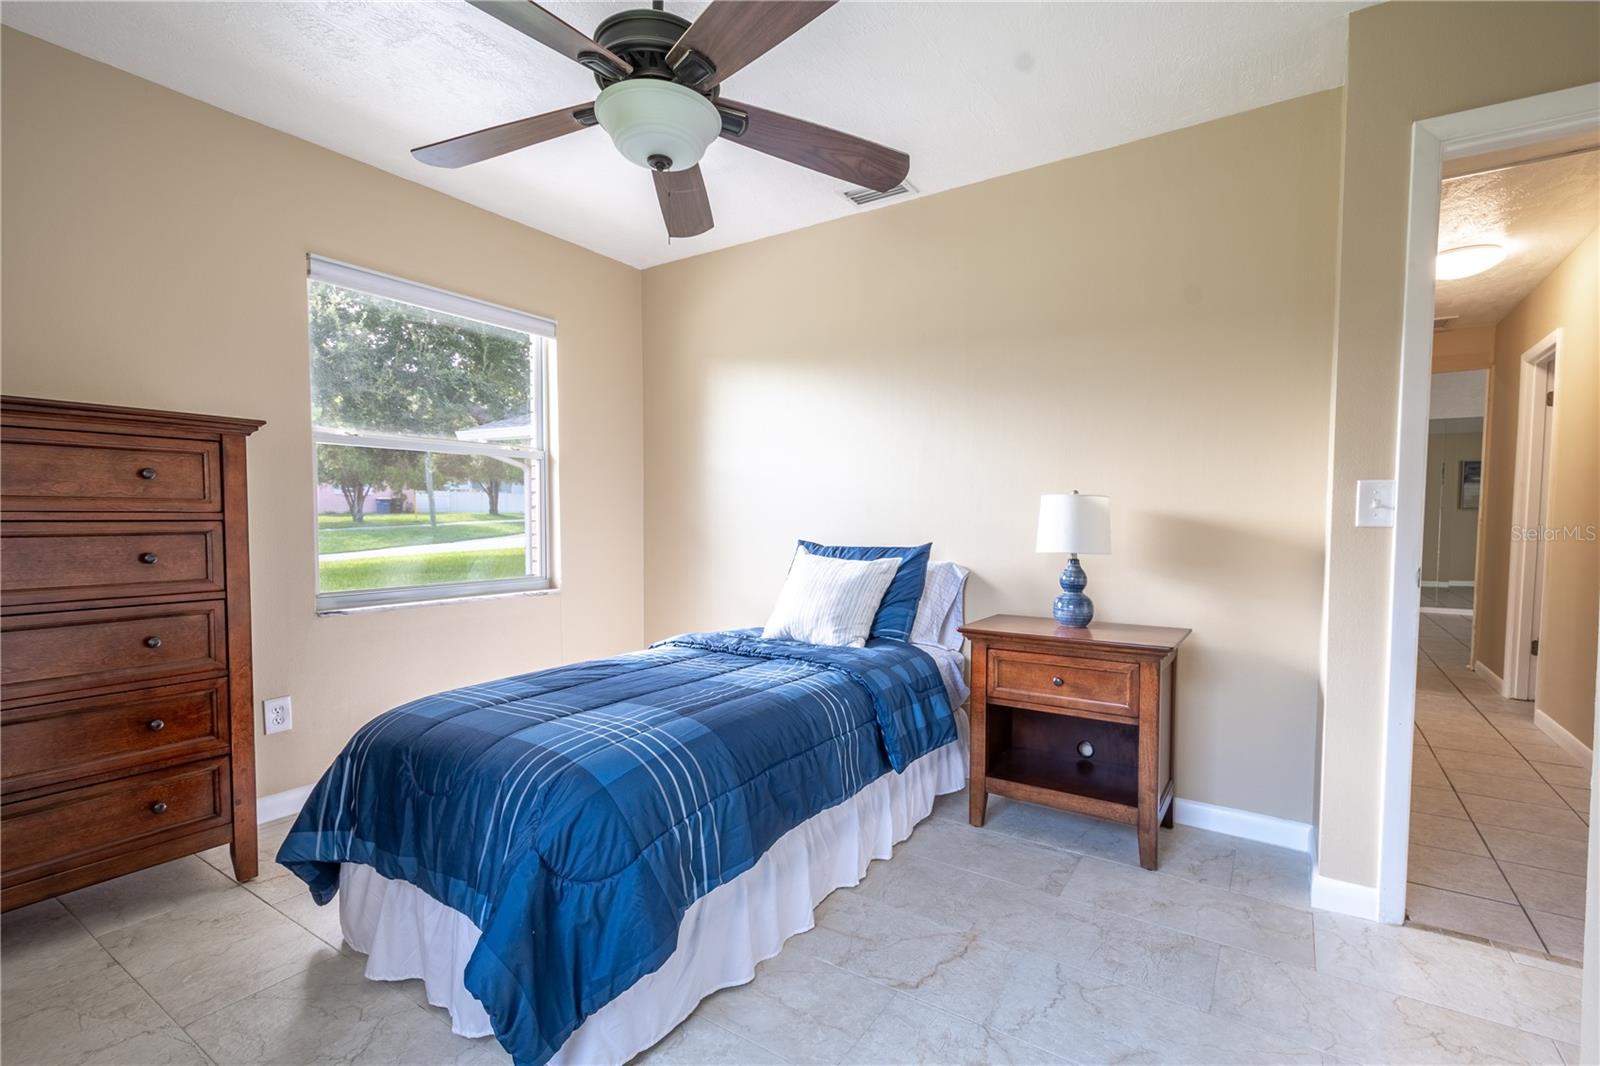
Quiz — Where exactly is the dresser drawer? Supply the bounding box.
[1,429,221,513]
[1,521,225,608]
[1,603,227,701]
[988,649,1138,719]
[1,679,229,794]
[1,757,230,883]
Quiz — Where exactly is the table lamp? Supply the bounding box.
[1036,491,1111,626]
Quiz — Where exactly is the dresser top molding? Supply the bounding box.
[1,396,265,438]
[960,614,1191,654]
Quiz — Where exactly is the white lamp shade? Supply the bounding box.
[1036,493,1111,555]
[593,80,722,173]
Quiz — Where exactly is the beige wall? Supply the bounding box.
[1432,326,1496,373]
[0,30,646,796]
[1475,229,1598,746]
[1316,1,1600,889]
[1421,430,1482,586]
[642,91,1342,824]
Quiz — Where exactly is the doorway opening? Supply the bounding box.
[1378,83,1599,958]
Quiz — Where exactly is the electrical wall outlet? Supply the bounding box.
[263,696,293,735]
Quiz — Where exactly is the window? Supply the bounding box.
[307,256,552,611]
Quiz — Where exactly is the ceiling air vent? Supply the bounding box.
[843,181,917,207]
[1434,315,1460,329]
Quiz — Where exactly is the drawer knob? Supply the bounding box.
[138,467,158,480]
[143,636,163,649]
[150,801,169,815]
[139,552,160,565]
[1052,676,1064,687]
[148,718,166,732]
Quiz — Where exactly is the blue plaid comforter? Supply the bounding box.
[276,628,956,1065]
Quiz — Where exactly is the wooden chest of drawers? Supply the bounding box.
[0,397,263,909]
[962,615,1189,870]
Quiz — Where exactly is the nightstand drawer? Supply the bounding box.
[988,649,1137,719]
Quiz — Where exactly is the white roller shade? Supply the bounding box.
[307,255,556,339]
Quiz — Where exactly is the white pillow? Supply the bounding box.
[762,549,901,648]
[910,560,970,650]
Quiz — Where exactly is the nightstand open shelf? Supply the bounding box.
[988,749,1139,814]
[962,615,1189,869]
[984,704,1140,814]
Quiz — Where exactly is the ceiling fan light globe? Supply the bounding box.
[594,80,721,173]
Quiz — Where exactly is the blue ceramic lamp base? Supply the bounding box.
[1052,555,1095,627]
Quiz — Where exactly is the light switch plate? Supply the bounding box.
[1355,479,1397,528]
[264,696,293,734]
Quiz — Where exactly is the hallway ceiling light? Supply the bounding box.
[1436,243,1507,281]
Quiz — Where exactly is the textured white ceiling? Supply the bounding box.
[1436,150,1600,328]
[3,1,1362,268]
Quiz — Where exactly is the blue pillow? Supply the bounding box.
[797,540,932,643]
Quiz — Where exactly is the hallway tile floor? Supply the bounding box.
[1409,613,1592,960]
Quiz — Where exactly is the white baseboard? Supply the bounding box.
[1534,709,1594,763]
[1472,660,1504,692]
[1419,580,1474,589]
[1420,606,1473,617]
[258,785,313,824]
[1171,798,1312,853]
[1310,868,1381,920]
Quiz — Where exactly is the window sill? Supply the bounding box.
[316,584,559,617]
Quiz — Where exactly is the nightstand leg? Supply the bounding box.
[969,786,987,827]
[1138,823,1157,870]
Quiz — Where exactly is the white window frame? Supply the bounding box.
[307,255,554,613]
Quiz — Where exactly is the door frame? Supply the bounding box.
[1504,333,1561,700]
[1377,81,1599,925]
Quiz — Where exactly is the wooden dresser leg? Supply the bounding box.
[231,822,259,882]
[1161,801,1175,829]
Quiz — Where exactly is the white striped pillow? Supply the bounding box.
[911,561,970,650]
[761,549,901,648]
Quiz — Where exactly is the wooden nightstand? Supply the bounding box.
[960,615,1189,870]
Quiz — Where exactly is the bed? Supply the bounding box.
[277,623,968,1066]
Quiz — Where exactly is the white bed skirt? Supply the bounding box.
[338,731,967,1065]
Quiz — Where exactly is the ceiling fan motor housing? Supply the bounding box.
[591,9,694,85]
[594,79,722,173]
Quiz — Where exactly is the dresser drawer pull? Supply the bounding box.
[143,635,163,649]
[1052,676,1064,687]
[138,552,160,565]
[138,467,158,480]
[147,718,166,732]
[150,801,169,815]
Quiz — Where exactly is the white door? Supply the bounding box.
[1528,357,1555,701]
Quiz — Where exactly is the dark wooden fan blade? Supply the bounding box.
[412,103,597,168]
[666,1,834,89]
[467,1,632,79]
[716,99,909,192]
[653,166,714,238]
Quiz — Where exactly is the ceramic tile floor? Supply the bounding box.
[3,793,1588,1065]
[1409,612,1592,960]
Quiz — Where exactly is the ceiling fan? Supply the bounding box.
[413,0,910,239]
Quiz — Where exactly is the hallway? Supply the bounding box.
[1408,614,1591,960]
